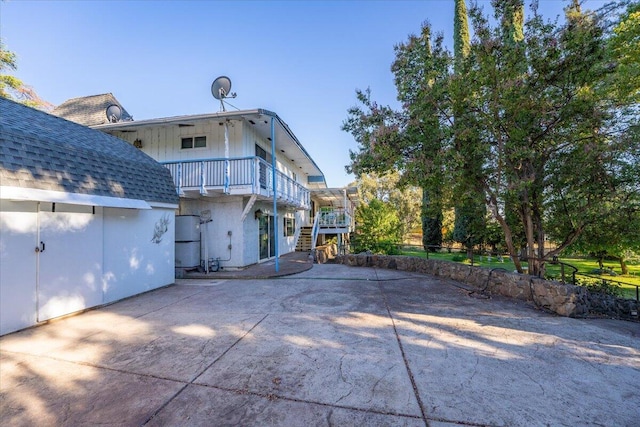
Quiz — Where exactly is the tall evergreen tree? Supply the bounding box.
[345,1,637,277]
[454,0,471,68]
[452,0,486,258]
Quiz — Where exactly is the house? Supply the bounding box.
[0,98,179,335]
[51,93,133,126]
[80,103,358,271]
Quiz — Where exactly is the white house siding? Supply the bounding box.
[114,119,243,163]
[105,118,313,270]
[114,120,306,194]
[177,197,305,270]
[179,197,249,269]
[0,200,175,336]
[242,202,260,265]
[241,123,303,186]
[102,207,175,303]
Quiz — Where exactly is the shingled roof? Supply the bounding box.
[51,93,133,126]
[0,98,178,206]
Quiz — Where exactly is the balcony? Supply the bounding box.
[162,157,311,210]
[317,207,352,230]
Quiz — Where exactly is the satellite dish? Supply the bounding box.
[106,104,122,123]
[211,76,232,100]
[211,76,237,112]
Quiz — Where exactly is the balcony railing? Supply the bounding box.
[162,157,310,210]
[311,207,354,249]
[317,208,352,229]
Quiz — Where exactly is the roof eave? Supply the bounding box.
[94,108,327,182]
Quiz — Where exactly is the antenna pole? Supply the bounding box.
[219,88,226,112]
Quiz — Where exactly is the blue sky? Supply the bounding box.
[1,0,609,187]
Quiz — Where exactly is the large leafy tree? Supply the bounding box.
[355,171,422,242]
[457,0,638,276]
[343,24,451,252]
[606,1,639,104]
[352,198,402,254]
[345,0,638,278]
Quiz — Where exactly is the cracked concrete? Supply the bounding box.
[1,263,639,426]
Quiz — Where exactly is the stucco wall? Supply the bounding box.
[103,207,175,303]
[335,254,639,320]
[179,198,245,268]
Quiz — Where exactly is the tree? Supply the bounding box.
[352,199,402,254]
[452,0,487,258]
[606,1,639,104]
[355,171,422,243]
[343,23,451,252]
[457,0,640,276]
[568,203,640,274]
[0,41,51,110]
[344,1,639,278]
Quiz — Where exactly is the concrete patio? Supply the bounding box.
[1,263,639,426]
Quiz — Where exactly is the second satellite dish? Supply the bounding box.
[106,104,122,123]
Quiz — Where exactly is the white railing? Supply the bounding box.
[311,212,321,249]
[162,157,310,210]
[318,208,352,229]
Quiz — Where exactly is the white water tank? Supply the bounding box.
[175,215,201,242]
[175,215,201,268]
[175,242,201,268]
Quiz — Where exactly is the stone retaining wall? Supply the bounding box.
[334,254,639,320]
[314,243,338,264]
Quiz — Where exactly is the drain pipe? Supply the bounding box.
[271,116,279,272]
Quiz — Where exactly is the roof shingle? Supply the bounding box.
[0,98,178,205]
[51,93,133,126]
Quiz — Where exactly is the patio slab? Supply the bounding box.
[1,263,639,427]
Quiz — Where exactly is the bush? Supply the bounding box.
[576,277,624,297]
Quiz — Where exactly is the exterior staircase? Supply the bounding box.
[296,226,313,251]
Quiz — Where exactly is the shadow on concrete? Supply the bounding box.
[1,264,639,426]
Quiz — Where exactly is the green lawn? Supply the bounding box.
[398,247,640,300]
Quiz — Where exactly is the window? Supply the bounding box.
[181,136,206,149]
[284,217,295,237]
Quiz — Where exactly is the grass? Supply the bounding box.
[398,247,640,300]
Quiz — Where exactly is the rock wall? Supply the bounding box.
[334,254,639,321]
[314,243,338,264]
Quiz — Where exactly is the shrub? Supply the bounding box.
[575,277,624,297]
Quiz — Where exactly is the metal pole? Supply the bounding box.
[271,117,279,272]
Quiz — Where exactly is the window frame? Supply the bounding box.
[283,217,296,237]
[180,135,207,149]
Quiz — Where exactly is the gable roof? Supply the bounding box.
[51,93,133,127]
[0,97,178,207]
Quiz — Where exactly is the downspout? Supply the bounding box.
[271,117,279,272]
[223,120,230,195]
